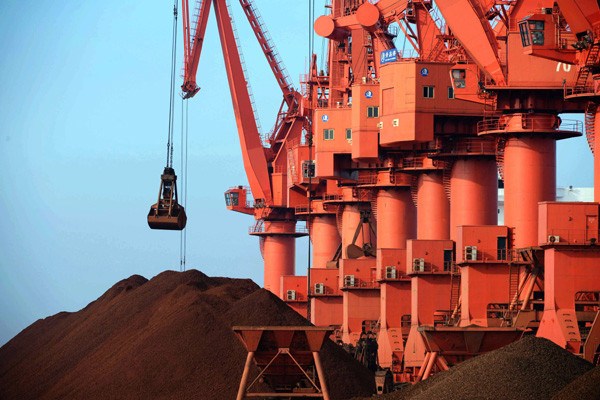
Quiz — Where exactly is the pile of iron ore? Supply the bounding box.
[0,270,374,400]
[362,335,595,400]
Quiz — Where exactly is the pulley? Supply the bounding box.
[147,167,187,230]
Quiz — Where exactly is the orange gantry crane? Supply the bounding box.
[179,0,311,297]
[294,0,599,383]
[151,0,600,387]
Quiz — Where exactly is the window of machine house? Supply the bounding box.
[423,86,435,98]
[345,128,352,141]
[448,87,455,99]
[451,69,466,88]
[367,106,379,118]
[324,128,334,140]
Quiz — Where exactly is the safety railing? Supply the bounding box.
[565,85,596,97]
[477,114,583,134]
[323,194,343,202]
[402,157,424,169]
[248,223,309,235]
[357,171,377,185]
[410,259,453,274]
[460,247,538,263]
[342,278,380,289]
[445,138,496,154]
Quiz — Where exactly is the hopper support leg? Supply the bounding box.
[313,351,331,400]
[236,351,255,400]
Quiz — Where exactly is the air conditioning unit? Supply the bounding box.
[385,266,397,279]
[413,258,425,272]
[286,290,296,301]
[314,283,325,295]
[392,118,399,127]
[344,275,356,287]
[465,246,478,261]
[548,235,560,243]
[377,121,384,129]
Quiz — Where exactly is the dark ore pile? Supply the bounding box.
[0,270,374,400]
[552,364,600,400]
[355,335,594,400]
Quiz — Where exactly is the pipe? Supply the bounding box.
[415,352,432,382]
[262,221,296,296]
[341,204,370,258]
[417,171,450,240]
[310,215,341,268]
[450,158,498,241]
[376,188,416,249]
[504,136,556,248]
[520,268,540,311]
[422,351,438,380]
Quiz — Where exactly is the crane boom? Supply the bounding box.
[238,0,294,102]
[211,0,273,204]
[435,0,507,85]
[182,0,212,98]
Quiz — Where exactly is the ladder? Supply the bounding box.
[442,162,453,201]
[449,264,461,324]
[574,44,600,92]
[287,147,298,184]
[238,0,293,98]
[496,137,506,179]
[585,102,597,155]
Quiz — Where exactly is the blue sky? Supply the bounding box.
[0,1,593,346]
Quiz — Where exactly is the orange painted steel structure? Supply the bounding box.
[448,157,498,241]
[175,0,600,385]
[233,326,332,399]
[416,170,449,240]
[180,0,309,297]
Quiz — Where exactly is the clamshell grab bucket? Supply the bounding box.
[147,167,187,231]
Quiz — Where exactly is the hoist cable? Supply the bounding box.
[178,99,189,271]
[306,0,316,321]
[166,0,179,168]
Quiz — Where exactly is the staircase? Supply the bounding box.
[370,199,378,221]
[585,103,597,155]
[287,147,298,184]
[449,264,461,324]
[496,137,507,179]
[574,44,600,92]
[442,163,453,201]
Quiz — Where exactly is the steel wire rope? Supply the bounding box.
[306,0,316,320]
[166,0,179,168]
[179,98,189,272]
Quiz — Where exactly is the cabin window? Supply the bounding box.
[324,128,334,140]
[448,87,455,99]
[529,20,545,45]
[519,22,531,46]
[225,192,239,206]
[345,128,352,140]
